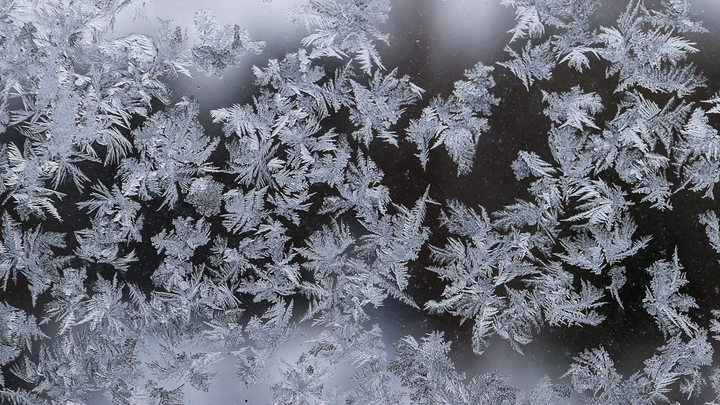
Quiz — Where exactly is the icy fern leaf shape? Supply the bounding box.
[643,249,699,337]
[74,219,139,273]
[607,266,627,309]
[711,310,720,343]
[511,150,557,180]
[148,344,221,392]
[296,220,356,319]
[152,217,211,261]
[307,321,386,371]
[358,187,432,301]
[566,178,633,229]
[211,96,286,188]
[234,300,299,386]
[641,332,713,402]
[321,150,390,222]
[74,183,142,273]
[236,252,301,303]
[78,274,128,334]
[271,357,326,405]
[601,92,690,209]
[2,142,65,221]
[599,0,704,96]
[77,183,143,242]
[0,389,50,405]
[388,331,469,403]
[498,40,555,90]
[0,303,46,367]
[407,63,498,175]
[185,176,224,217]
[675,108,720,198]
[699,210,720,255]
[542,279,605,327]
[543,86,603,130]
[389,331,531,404]
[559,44,601,73]
[501,0,596,43]
[501,0,545,43]
[562,347,625,403]
[426,200,548,354]
[0,213,69,305]
[703,91,720,115]
[649,0,707,33]
[223,186,268,234]
[289,0,390,74]
[563,336,713,404]
[349,68,423,146]
[557,214,650,275]
[203,310,245,349]
[155,18,194,79]
[192,9,265,77]
[251,50,331,117]
[122,98,219,208]
[19,91,107,192]
[42,268,88,335]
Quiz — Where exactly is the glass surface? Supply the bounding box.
[2,0,720,404]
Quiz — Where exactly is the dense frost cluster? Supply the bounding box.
[3,0,720,403]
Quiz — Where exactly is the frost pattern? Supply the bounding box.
[1,0,720,404]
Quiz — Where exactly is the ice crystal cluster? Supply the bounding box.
[2,0,720,404]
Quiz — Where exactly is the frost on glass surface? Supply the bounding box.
[2,0,720,404]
